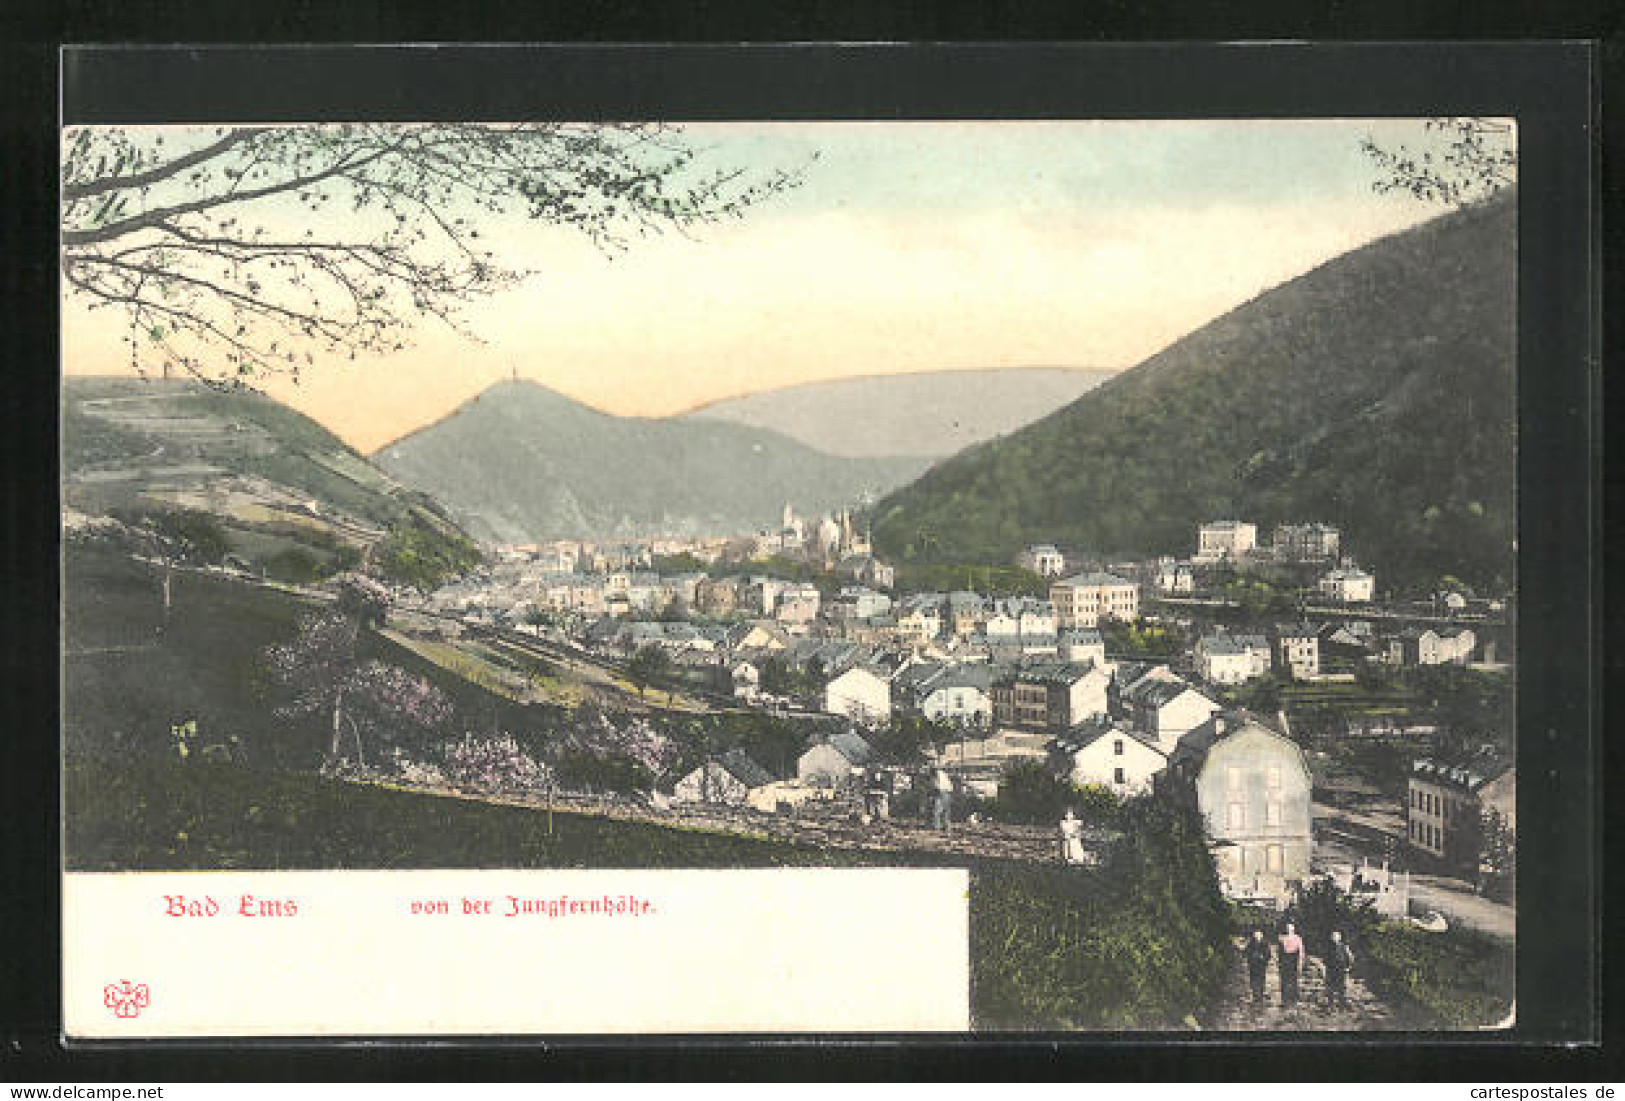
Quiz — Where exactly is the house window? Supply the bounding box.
[1267,764,1282,789]
[1265,801,1282,827]
[1114,739,1124,756]
[1114,767,1126,785]
[1226,802,1246,830]
[1227,765,1242,790]
[1266,845,1284,873]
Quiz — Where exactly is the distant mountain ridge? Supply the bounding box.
[372,380,933,543]
[871,194,1517,593]
[685,368,1111,458]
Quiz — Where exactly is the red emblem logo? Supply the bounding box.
[103,980,151,1018]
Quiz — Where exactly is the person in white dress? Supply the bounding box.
[1058,808,1086,864]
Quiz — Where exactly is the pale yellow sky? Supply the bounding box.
[62,120,1450,453]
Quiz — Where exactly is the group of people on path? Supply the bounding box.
[1243,922,1355,1014]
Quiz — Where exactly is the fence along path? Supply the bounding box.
[353,777,1097,865]
[1207,935,1397,1031]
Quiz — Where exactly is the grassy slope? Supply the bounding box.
[63,546,320,767]
[872,195,1516,593]
[63,546,534,767]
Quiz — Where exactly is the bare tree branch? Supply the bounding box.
[61,123,804,386]
[61,128,259,203]
[1360,117,1517,208]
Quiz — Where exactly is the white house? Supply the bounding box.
[1018,544,1067,578]
[1195,520,1257,563]
[730,659,760,699]
[1387,627,1477,666]
[1156,558,1195,594]
[1010,597,1058,638]
[913,665,994,728]
[1121,674,1221,754]
[823,664,892,725]
[983,597,1056,640]
[797,728,875,786]
[1053,718,1168,796]
[829,585,892,622]
[672,749,777,806]
[1318,566,1375,603]
[1195,633,1272,685]
[1059,628,1107,669]
[1164,713,1314,904]
[1197,637,1256,685]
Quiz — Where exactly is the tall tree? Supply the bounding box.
[61,123,801,383]
[626,644,671,700]
[263,572,447,764]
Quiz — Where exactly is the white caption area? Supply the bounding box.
[64,868,970,1036]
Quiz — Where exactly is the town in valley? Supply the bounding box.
[396,508,1514,921]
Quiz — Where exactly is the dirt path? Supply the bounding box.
[1207,936,1397,1031]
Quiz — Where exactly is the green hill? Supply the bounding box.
[871,194,1516,594]
[62,376,479,588]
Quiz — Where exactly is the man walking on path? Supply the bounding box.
[1278,922,1305,1006]
[1324,930,1355,1012]
[1244,928,1273,1009]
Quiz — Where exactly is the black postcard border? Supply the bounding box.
[6,39,1611,1080]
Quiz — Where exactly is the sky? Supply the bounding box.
[62,119,1461,453]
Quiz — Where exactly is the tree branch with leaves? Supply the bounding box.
[1360,117,1517,207]
[62,123,804,384]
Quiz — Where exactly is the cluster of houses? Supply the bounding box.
[1145,520,1378,603]
[703,596,1317,899]
[667,649,1317,903]
[431,517,1505,902]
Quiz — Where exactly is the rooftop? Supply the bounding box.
[1055,570,1134,588]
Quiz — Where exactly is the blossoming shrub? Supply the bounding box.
[442,734,551,796]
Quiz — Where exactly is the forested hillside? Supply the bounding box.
[872,194,1516,594]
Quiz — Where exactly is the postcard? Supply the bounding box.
[61,108,1523,1036]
